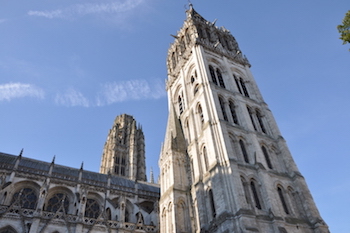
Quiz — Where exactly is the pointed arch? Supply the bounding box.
[229,100,239,125]
[216,68,225,88]
[261,145,273,169]
[218,96,228,121]
[250,180,262,209]
[239,139,249,163]
[277,186,290,214]
[247,106,257,130]
[240,77,249,97]
[209,65,218,85]
[256,109,266,133]
[197,103,204,126]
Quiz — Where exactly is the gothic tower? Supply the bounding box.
[100,114,146,181]
[159,5,329,233]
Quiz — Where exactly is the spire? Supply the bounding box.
[18,148,23,157]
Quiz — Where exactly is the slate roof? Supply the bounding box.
[0,151,160,196]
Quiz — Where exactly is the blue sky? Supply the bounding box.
[0,0,349,232]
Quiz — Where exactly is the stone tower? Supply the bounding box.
[159,5,329,233]
[100,114,146,181]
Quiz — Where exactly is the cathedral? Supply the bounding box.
[0,5,329,233]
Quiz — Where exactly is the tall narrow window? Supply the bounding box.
[209,189,216,218]
[250,181,262,209]
[229,101,239,125]
[256,110,266,133]
[209,66,218,85]
[203,146,209,171]
[178,95,183,114]
[198,104,204,125]
[239,140,249,163]
[185,29,191,45]
[234,76,242,94]
[247,107,257,130]
[240,78,249,97]
[241,177,250,205]
[262,146,273,169]
[193,84,199,95]
[278,187,290,214]
[219,97,228,121]
[216,69,225,88]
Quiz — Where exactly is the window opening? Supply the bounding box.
[234,76,242,94]
[219,97,228,121]
[256,110,266,133]
[84,198,100,219]
[278,187,290,214]
[250,181,262,209]
[209,189,216,218]
[240,78,249,97]
[262,146,273,169]
[229,101,239,125]
[216,69,225,88]
[46,193,69,213]
[209,66,218,85]
[11,188,37,210]
[239,140,249,163]
[247,107,257,130]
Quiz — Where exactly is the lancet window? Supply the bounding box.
[250,181,262,209]
[219,96,228,121]
[239,140,249,163]
[261,145,273,169]
[203,146,209,171]
[229,100,239,125]
[197,104,204,126]
[278,187,290,214]
[208,189,216,218]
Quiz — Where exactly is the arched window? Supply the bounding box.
[178,95,184,114]
[216,69,225,88]
[256,110,266,133]
[247,107,257,130]
[219,96,228,121]
[197,27,203,39]
[84,198,100,219]
[240,78,249,97]
[208,189,216,218]
[46,193,69,213]
[197,104,204,125]
[229,101,239,125]
[241,177,250,205]
[203,146,209,171]
[209,66,218,85]
[106,207,112,220]
[11,187,38,210]
[239,140,249,163]
[261,146,273,169]
[234,76,242,94]
[278,187,290,214]
[250,181,262,209]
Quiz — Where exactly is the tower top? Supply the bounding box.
[166,6,250,89]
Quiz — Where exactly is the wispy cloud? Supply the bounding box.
[0,83,45,101]
[55,88,90,107]
[27,0,145,20]
[0,19,7,24]
[96,79,166,106]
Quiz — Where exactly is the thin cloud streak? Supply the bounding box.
[55,88,90,107]
[27,0,144,20]
[0,83,45,101]
[96,79,166,106]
